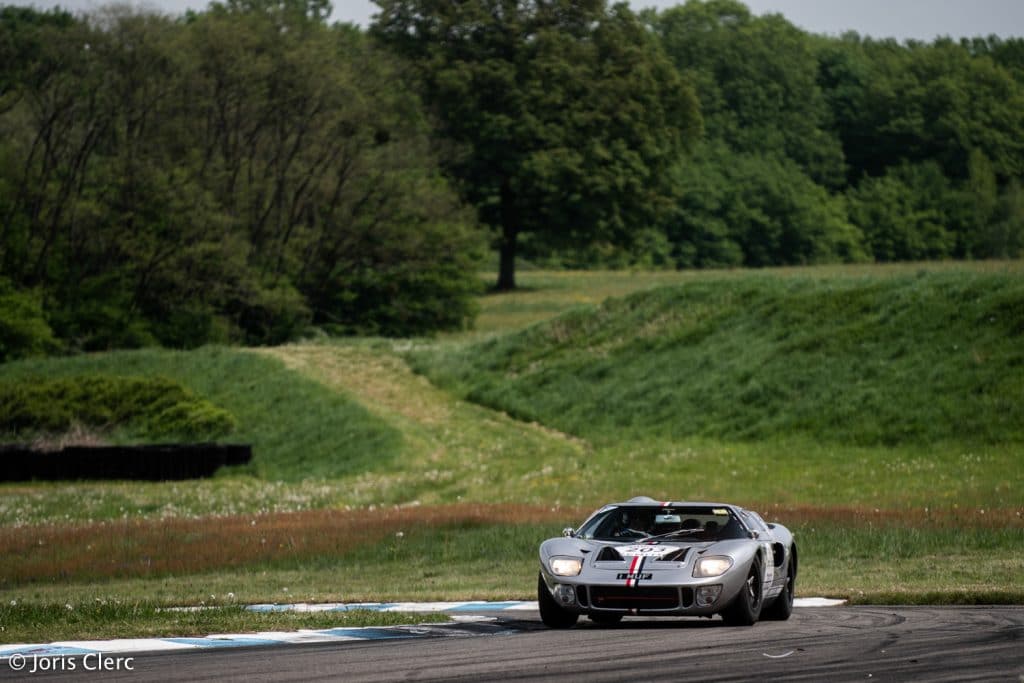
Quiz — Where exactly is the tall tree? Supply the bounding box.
[666,142,865,267]
[188,4,483,337]
[372,0,700,290]
[819,35,1024,183]
[846,161,957,261]
[653,0,845,188]
[0,2,484,353]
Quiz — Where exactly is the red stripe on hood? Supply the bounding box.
[626,555,643,587]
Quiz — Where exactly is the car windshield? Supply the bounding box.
[575,505,748,543]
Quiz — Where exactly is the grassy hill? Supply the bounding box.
[413,271,1024,447]
[1,266,1021,515]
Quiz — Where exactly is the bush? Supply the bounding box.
[0,375,235,440]
[0,280,58,362]
[665,146,867,267]
[846,162,957,261]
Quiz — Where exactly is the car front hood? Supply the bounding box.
[541,537,722,560]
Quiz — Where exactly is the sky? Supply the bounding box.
[6,0,1024,42]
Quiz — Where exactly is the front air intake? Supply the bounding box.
[589,586,680,610]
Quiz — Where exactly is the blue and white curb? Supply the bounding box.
[0,620,507,660]
[0,598,844,660]
[0,604,527,660]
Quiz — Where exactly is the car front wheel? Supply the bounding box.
[537,573,579,628]
[720,560,763,626]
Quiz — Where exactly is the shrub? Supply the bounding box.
[0,280,58,362]
[0,375,235,440]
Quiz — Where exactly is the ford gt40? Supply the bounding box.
[538,497,797,627]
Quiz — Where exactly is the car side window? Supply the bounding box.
[739,510,769,534]
[750,512,770,531]
[716,515,747,540]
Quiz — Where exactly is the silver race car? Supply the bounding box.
[538,497,797,627]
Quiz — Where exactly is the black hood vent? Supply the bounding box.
[661,547,689,562]
[596,546,624,561]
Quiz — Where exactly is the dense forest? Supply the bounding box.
[1,0,1022,358]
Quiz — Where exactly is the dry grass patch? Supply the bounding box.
[0,504,581,586]
[256,345,451,424]
[4,502,1019,589]
[757,503,1024,529]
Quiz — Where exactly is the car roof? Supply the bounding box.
[610,497,740,509]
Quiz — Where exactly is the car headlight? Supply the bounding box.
[549,557,583,576]
[693,556,733,578]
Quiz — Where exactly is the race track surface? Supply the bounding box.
[3,606,1021,682]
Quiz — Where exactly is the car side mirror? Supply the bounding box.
[749,530,761,540]
[767,523,777,530]
[562,527,575,537]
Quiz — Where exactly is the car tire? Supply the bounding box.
[588,612,623,625]
[763,554,796,621]
[538,573,579,628]
[720,559,763,627]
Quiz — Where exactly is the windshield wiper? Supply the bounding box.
[627,528,706,543]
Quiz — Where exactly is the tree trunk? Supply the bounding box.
[496,181,518,291]
[497,222,518,291]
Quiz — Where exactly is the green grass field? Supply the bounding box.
[0,262,1022,641]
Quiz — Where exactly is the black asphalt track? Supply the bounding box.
[3,606,1022,682]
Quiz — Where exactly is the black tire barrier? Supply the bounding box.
[0,444,252,481]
